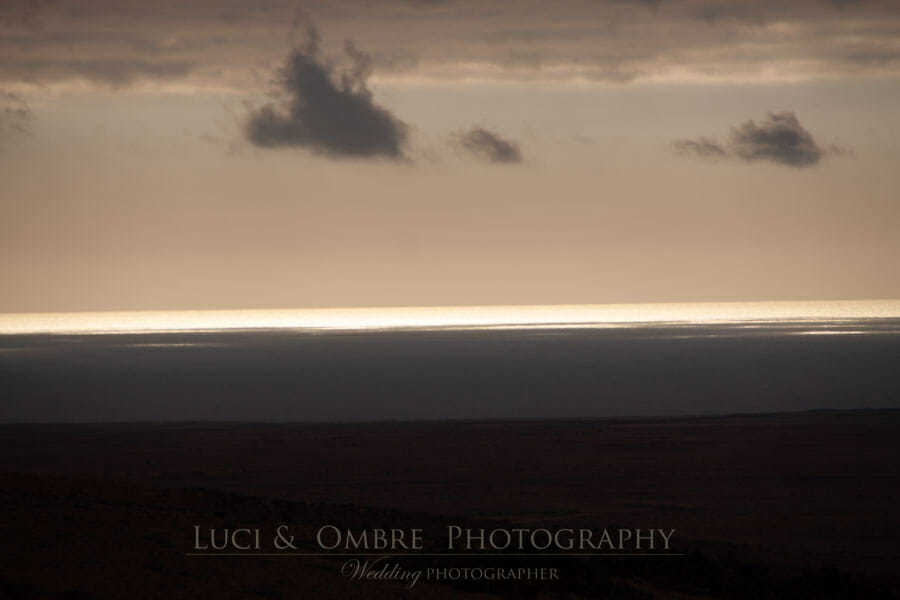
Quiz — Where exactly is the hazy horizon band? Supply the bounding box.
[2,299,899,336]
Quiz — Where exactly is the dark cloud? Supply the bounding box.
[729,112,823,167]
[458,128,522,164]
[3,0,900,88]
[674,111,840,168]
[246,28,408,159]
[839,49,900,70]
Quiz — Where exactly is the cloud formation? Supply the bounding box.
[729,112,822,167]
[246,29,408,159]
[674,111,842,168]
[0,58,194,87]
[3,0,900,89]
[0,91,32,144]
[458,128,522,164]
[672,137,727,159]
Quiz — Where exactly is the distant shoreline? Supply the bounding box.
[2,406,899,427]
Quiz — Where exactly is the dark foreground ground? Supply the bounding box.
[1,410,899,599]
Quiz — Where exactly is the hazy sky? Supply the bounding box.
[1,0,899,312]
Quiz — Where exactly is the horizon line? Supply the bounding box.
[2,299,900,336]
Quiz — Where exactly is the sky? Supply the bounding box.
[1,0,899,313]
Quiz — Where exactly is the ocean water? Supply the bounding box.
[1,301,899,422]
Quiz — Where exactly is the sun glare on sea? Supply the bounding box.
[0,300,898,335]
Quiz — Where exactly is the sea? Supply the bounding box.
[1,300,899,422]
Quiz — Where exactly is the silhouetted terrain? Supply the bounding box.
[1,411,898,598]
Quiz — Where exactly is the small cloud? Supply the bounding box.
[673,137,728,158]
[730,111,822,167]
[245,26,408,160]
[673,111,846,169]
[457,127,522,164]
[0,91,33,144]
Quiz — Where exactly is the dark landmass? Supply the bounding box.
[1,411,898,598]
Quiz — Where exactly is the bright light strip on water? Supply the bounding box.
[0,300,898,335]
